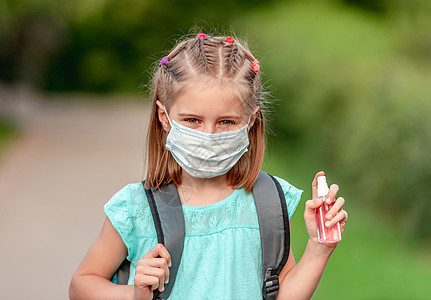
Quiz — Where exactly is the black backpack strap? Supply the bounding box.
[252,171,290,300]
[146,182,185,300]
[114,181,185,300]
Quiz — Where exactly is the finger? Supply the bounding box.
[312,171,325,200]
[325,209,348,228]
[140,257,170,283]
[144,243,172,267]
[325,197,345,220]
[136,265,166,291]
[305,197,323,211]
[134,273,159,291]
[325,184,339,204]
[341,210,348,223]
[339,211,348,233]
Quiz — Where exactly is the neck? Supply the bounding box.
[177,171,234,206]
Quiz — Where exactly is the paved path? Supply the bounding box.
[0,92,150,299]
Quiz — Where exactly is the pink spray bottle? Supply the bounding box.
[315,175,341,243]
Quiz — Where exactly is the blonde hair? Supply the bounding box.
[144,33,267,193]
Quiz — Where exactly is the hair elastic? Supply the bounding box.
[159,56,170,67]
[252,59,260,72]
[225,36,234,44]
[196,33,207,38]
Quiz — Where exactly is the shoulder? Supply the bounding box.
[104,182,153,260]
[268,173,304,220]
[271,175,303,197]
[104,182,144,212]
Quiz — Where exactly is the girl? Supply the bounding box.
[69,33,348,300]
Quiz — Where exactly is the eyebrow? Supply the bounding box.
[177,113,242,120]
[177,113,201,118]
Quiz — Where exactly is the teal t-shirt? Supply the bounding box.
[104,175,303,300]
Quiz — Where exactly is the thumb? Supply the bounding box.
[312,171,325,201]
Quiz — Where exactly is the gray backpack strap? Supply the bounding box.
[114,182,185,300]
[116,174,288,300]
[146,182,185,300]
[115,258,131,285]
[252,171,290,300]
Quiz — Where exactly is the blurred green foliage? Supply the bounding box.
[0,0,273,92]
[1,0,431,241]
[2,1,431,298]
[271,173,431,299]
[245,1,431,240]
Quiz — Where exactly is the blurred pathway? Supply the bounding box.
[0,92,150,299]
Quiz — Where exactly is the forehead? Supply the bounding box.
[171,80,246,116]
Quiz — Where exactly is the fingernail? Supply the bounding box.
[325,221,331,227]
[160,286,164,292]
[169,261,172,267]
[165,278,169,284]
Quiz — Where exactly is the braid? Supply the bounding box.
[167,40,189,59]
[242,48,256,62]
[153,34,261,107]
[193,37,209,73]
[204,38,223,75]
[226,42,239,77]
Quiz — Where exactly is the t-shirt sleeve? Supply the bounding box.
[273,176,303,220]
[104,184,135,260]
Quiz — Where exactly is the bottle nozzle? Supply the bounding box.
[317,175,329,197]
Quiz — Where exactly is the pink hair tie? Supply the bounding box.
[196,33,206,38]
[159,56,169,67]
[225,36,234,44]
[252,59,260,72]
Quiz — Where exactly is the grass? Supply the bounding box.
[263,144,431,299]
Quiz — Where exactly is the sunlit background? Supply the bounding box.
[1,0,431,299]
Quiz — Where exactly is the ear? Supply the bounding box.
[247,106,260,132]
[156,100,170,132]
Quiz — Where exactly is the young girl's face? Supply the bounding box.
[157,81,259,134]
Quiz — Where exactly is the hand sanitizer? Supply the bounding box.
[315,175,341,243]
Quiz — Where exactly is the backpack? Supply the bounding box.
[114,171,290,300]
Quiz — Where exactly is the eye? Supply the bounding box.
[219,120,235,125]
[185,118,200,124]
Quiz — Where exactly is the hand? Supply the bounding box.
[133,243,172,300]
[304,171,348,250]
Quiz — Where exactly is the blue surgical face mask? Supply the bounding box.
[164,107,250,178]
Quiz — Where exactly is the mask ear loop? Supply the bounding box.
[244,115,252,131]
[163,106,173,127]
[245,111,258,131]
[244,112,254,126]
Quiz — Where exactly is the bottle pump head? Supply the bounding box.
[317,176,329,197]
